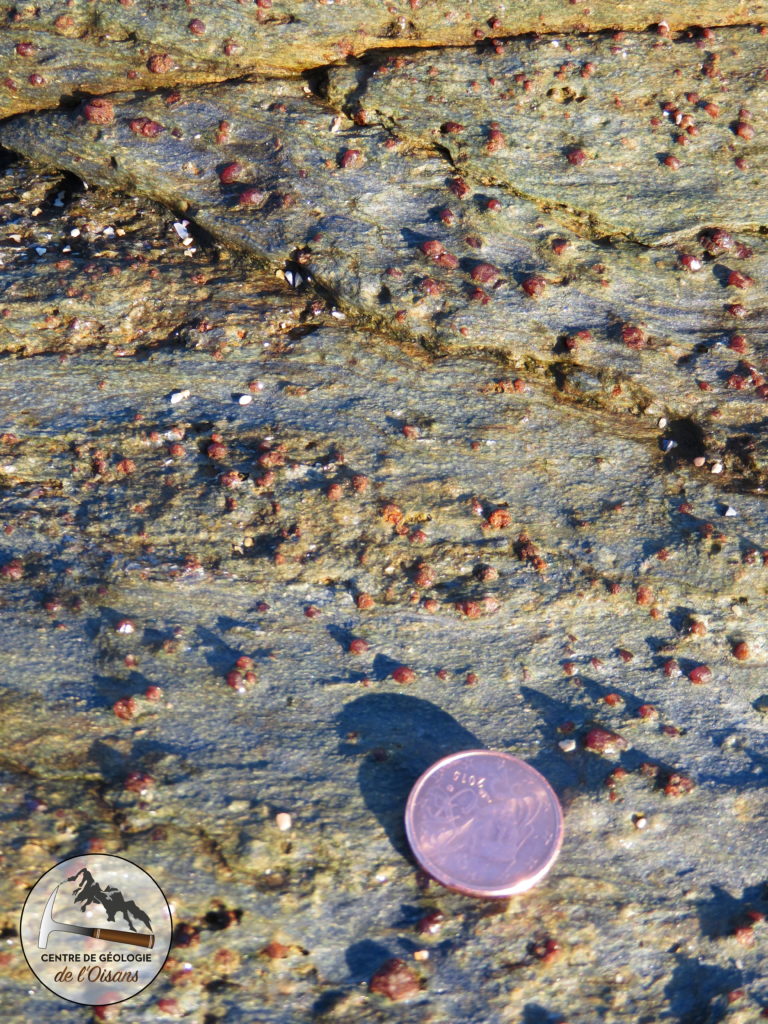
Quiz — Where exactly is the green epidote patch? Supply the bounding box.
[2,78,768,485]
[1,1,767,117]
[328,25,768,244]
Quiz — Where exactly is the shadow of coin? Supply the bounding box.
[337,693,481,858]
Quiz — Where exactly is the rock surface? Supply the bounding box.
[0,163,304,356]
[1,1,766,117]
[328,26,768,244]
[0,12,767,1024]
[3,51,768,487]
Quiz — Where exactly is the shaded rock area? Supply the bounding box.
[0,163,310,356]
[0,12,767,1024]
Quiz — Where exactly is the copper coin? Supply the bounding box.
[405,750,563,898]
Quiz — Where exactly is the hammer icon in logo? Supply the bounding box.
[38,886,155,949]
